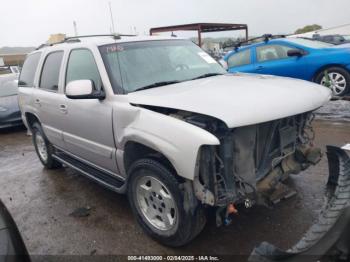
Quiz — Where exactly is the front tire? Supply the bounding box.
[32,122,61,169]
[127,159,206,247]
[315,67,350,96]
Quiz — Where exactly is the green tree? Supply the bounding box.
[295,24,322,34]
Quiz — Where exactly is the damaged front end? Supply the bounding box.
[135,104,330,228]
[191,111,323,226]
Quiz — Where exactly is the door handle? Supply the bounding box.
[59,104,68,114]
[256,65,265,71]
[34,98,41,106]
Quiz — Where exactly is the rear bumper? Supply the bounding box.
[249,145,350,261]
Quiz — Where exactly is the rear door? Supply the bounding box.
[33,51,67,148]
[60,48,118,172]
[253,44,307,79]
[18,52,42,125]
[227,49,256,73]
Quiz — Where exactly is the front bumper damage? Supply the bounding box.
[249,145,350,262]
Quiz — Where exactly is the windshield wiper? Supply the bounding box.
[133,80,180,92]
[190,73,224,81]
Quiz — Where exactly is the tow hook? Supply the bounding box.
[224,203,238,226]
[244,199,253,208]
[217,200,254,227]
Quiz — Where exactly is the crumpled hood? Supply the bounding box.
[127,74,331,128]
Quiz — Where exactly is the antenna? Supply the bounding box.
[108,2,116,34]
[73,21,78,36]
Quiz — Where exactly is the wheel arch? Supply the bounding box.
[24,112,41,131]
[312,64,349,82]
[123,140,182,182]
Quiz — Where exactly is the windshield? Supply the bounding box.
[99,40,226,93]
[287,38,334,48]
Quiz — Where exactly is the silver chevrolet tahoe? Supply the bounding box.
[18,35,331,247]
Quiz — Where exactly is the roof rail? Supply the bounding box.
[229,34,287,51]
[65,34,122,41]
[36,33,137,50]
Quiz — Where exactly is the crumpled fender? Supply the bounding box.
[113,103,220,180]
[249,145,350,262]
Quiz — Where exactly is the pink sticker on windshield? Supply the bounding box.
[106,45,124,53]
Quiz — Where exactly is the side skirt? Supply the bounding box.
[52,149,126,194]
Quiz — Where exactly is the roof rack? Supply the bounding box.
[36,34,137,50]
[230,34,287,51]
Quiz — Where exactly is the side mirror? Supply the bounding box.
[287,49,305,57]
[66,80,105,99]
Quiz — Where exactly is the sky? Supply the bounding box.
[1,0,350,47]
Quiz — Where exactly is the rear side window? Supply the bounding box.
[227,49,251,68]
[66,49,101,91]
[19,52,41,87]
[40,51,63,91]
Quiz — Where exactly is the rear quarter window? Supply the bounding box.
[18,52,41,87]
[39,51,64,91]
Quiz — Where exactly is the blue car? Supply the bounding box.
[224,37,350,96]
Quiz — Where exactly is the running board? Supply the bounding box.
[52,151,125,192]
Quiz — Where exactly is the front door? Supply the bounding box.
[60,48,117,173]
[253,44,307,79]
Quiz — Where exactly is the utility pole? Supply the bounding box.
[73,21,78,36]
[108,2,116,34]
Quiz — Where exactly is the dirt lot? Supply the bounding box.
[0,120,349,259]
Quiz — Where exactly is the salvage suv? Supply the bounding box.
[18,35,331,247]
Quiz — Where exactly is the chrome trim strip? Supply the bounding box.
[52,154,123,191]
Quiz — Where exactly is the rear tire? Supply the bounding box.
[315,67,350,96]
[32,122,62,169]
[127,158,206,247]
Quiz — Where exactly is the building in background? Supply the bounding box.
[47,33,66,44]
[0,53,27,67]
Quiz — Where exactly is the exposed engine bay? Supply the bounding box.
[136,104,322,226]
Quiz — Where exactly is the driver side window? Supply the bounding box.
[256,45,295,62]
[66,49,102,91]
